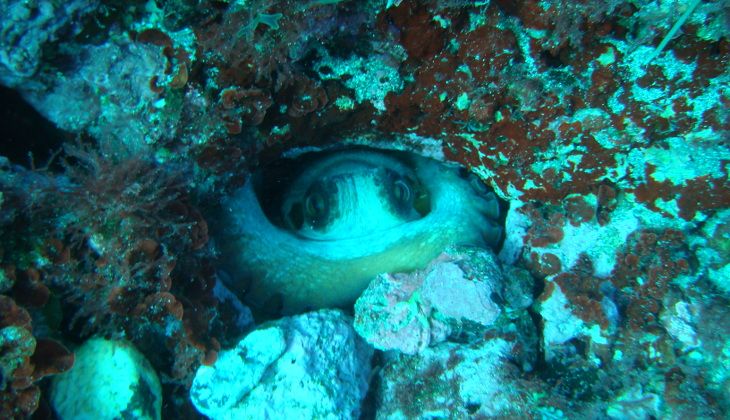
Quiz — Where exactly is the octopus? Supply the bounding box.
[216,147,504,315]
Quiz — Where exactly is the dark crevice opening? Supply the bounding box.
[0,85,70,169]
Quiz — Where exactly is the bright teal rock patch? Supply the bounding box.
[51,338,162,420]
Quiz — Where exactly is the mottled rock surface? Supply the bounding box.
[190,309,373,419]
[23,37,171,154]
[0,0,98,86]
[376,338,528,419]
[354,246,504,354]
[51,337,162,420]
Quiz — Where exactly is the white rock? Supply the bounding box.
[422,260,501,326]
[191,328,287,415]
[190,309,373,419]
[51,337,162,420]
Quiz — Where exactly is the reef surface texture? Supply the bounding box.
[0,0,728,418]
[190,309,372,419]
[354,246,505,355]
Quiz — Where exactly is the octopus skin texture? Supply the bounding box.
[217,147,504,315]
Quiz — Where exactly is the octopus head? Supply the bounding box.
[217,147,506,316]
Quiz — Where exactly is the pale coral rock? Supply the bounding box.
[354,272,433,355]
[538,281,609,362]
[661,300,701,350]
[191,328,286,416]
[354,246,503,355]
[539,282,586,360]
[190,309,372,420]
[422,260,501,325]
[51,337,162,420]
[376,338,527,418]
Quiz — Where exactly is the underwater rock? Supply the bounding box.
[354,246,503,354]
[23,37,170,154]
[501,264,536,312]
[0,294,74,418]
[690,208,730,296]
[50,337,162,420]
[376,337,527,418]
[190,309,372,419]
[660,300,701,351]
[217,147,504,315]
[0,0,98,87]
[537,280,609,362]
[605,386,662,420]
[518,192,695,281]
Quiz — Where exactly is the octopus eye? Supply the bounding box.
[392,179,412,204]
[389,174,419,216]
[285,202,304,230]
[469,175,490,195]
[304,191,328,218]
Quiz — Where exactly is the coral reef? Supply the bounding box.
[0,0,728,417]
